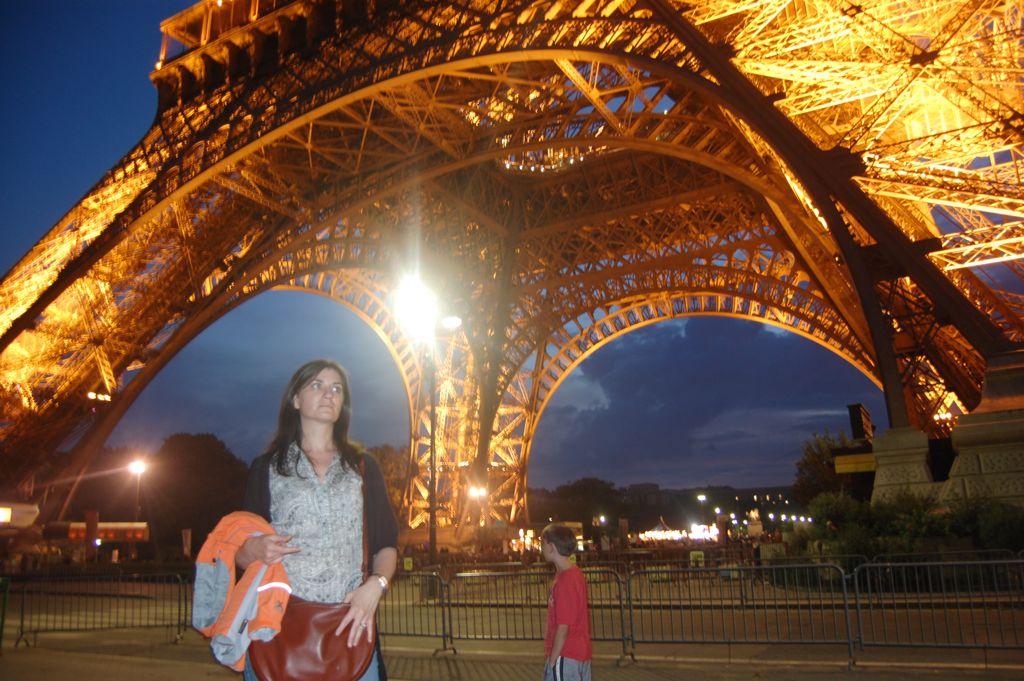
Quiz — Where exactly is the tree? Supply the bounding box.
[806,491,877,556]
[791,430,852,506]
[552,478,625,539]
[144,433,248,558]
[64,434,248,559]
[555,477,619,501]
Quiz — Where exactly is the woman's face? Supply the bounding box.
[292,366,345,425]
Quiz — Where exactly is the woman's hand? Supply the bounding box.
[336,578,385,647]
[237,533,300,568]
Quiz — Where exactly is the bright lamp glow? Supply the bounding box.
[129,460,146,476]
[689,523,719,541]
[0,507,11,523]
[440,315,463,330]
[394,275,439,345]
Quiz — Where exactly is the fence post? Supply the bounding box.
[0,576,8,655]
[15,577,28,648]
[838,566,855,669]
[622,569,630,659]
[615,570,634,663]
[175,573,186,642]
[851,564,866,651]
[441,573,455,653]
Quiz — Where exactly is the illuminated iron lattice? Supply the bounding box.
[1,0,1022,534]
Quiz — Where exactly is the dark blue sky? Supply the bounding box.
[0,2,888,490]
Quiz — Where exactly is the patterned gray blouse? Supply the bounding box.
[269,443,364,603]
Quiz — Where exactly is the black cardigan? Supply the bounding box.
[242,451,399,559]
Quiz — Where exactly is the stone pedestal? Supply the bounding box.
[942,350,1024,506]
[942,408,1024,504]
[870,427,939,503]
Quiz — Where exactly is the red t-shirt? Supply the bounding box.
[544,565,592,661]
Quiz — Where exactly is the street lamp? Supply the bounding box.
[395,274,461,566]
[128,459,146,559]
[696,493,707,525]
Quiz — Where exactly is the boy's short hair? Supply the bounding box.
[541,523,577,557]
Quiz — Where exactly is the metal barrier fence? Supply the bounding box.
[762,554,870,574]
[13,572,190,646]
[8,559,1023,662]
[873,549,1017,563]
[443,567,629,654]
[447,568,547,643]
[628,564,853,658]
[853,560,1024,648]
[376,571,449,647]
[430,550,1021,578]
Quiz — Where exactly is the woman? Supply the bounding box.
[238,359,398,681]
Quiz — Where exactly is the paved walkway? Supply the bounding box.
[2,627,1023,680]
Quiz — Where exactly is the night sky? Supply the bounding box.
[0,2,888,491]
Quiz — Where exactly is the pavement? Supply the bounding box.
[2,625,1024,681]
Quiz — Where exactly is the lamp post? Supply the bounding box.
[426,347,438,566]
[128,459,146,559]
[395,275,461,566]
[697,493,707,525]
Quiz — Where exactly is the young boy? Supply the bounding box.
[541,523,592,681]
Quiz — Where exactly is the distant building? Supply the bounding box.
[0,501,39,531]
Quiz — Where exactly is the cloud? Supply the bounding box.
[547,371,610,411]
[528,316,886,489]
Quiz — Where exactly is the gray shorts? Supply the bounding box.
[543,656,592,681]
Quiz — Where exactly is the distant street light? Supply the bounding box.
[395,274,462,566]
[696,493,707,525]
[128,459,146,559]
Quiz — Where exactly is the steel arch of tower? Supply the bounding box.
[1,0,1022,526]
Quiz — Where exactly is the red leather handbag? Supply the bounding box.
[249,458,376,681]
[248,597,375,681]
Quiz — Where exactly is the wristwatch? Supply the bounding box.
[371,573,389,593]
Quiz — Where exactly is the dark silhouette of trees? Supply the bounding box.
[806,489,1024,556]
[66,433,248,559]
[528,478,626,538]
[143,433,248,558]
[555,478,621,513]
[791,431,851,506]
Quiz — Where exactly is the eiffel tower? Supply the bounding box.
[2,1,1023,532]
